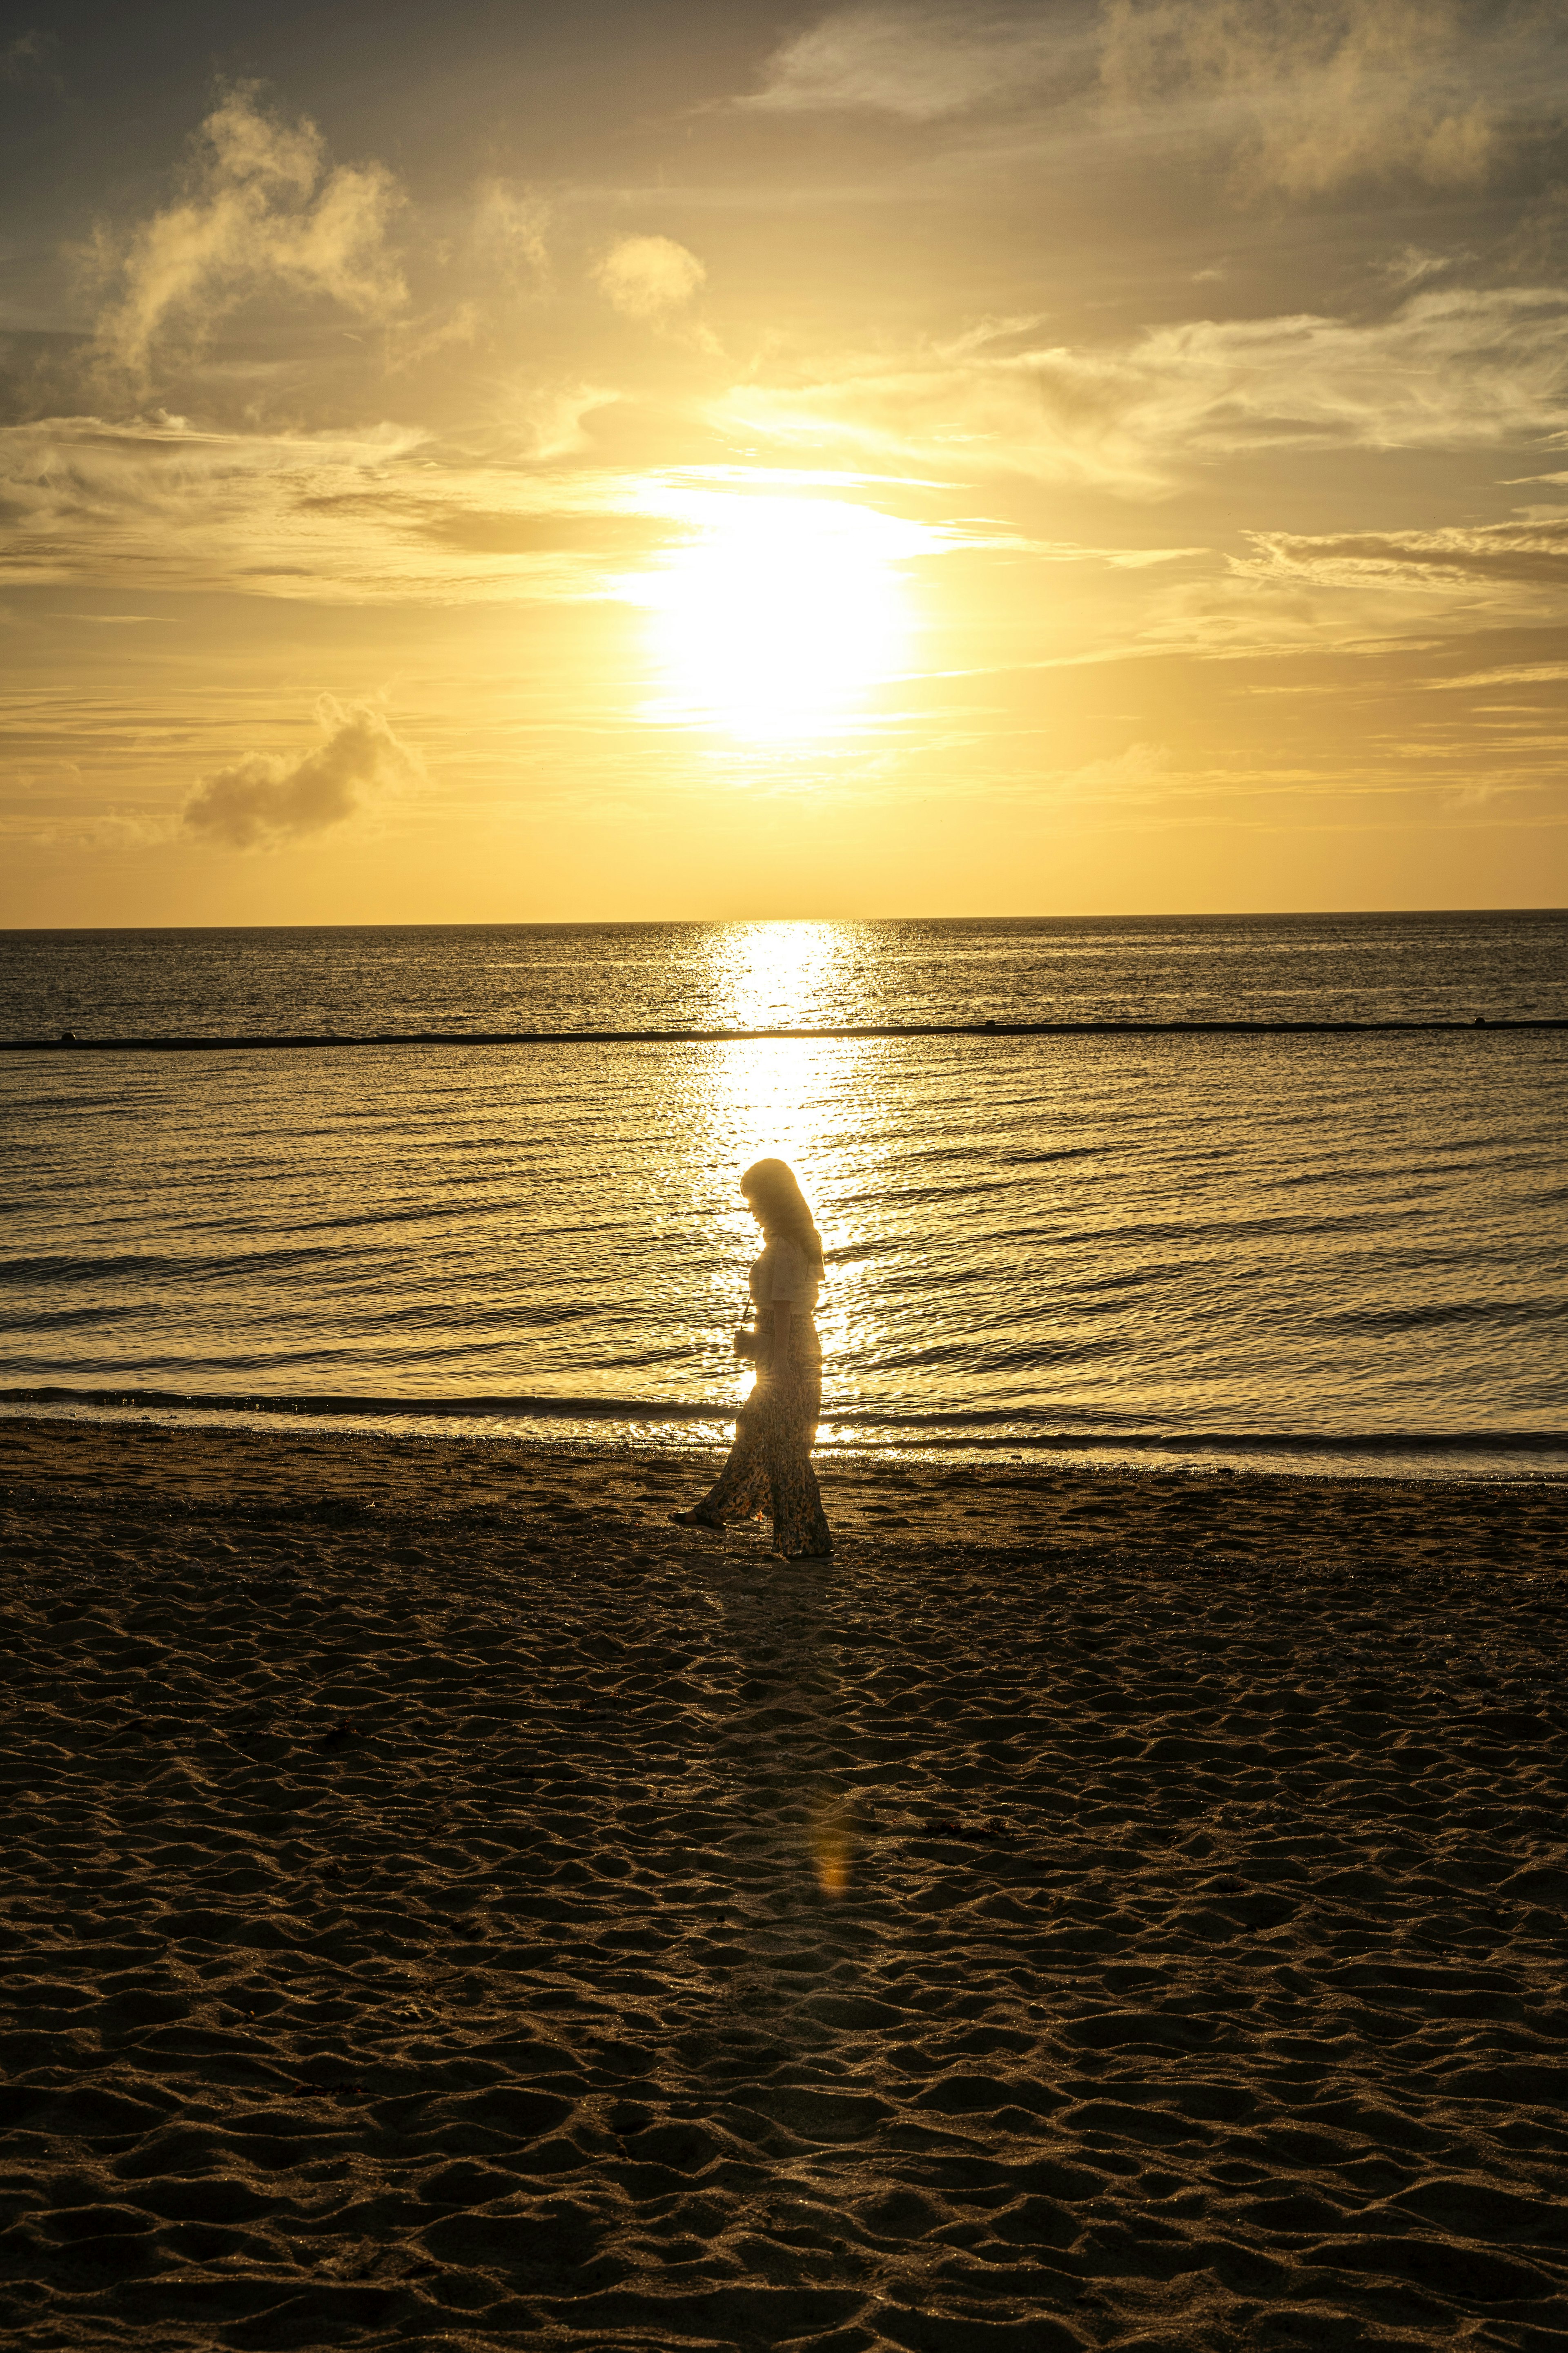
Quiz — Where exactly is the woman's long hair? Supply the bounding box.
[742,1158,825,1276]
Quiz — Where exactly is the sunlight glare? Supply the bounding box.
[704,1033,859,1365]
[718,919,846,1031]
[635,495,923,742]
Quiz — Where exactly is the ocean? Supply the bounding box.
[3,914,1565,1476]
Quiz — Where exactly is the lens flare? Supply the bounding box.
[808,1797,853,1898]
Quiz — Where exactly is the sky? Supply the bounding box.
[3,0,1568,924]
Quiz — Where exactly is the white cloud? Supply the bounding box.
[718,289,1568,493]
[595,234,707,323]
[181,698,421,849]
[92,87,407,380]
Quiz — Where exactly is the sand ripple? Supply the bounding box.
[1,1419,1565,2351]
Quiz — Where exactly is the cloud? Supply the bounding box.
[383,301,482,375]
[740,4,1073,119]
[181,698,421,850]
[91,87,406,380]
[1129,506,1568,658]
[1,29,60,89]
[1380,246,1459,288]
[1243,514,1568,591]
[0,413,646,601]
[1427,661,1568,689]
[1099,0,1522,194]
[736,0,1545,196]
[474,178,551,283]
[7,275,1566,620]
[595,234,706,322]
[501,379,620,461]
[717,288,1568,492]
[1056,740,1171,800]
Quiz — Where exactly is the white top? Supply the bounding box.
[749,1235,820,1315]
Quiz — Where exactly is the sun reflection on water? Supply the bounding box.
[712,919,853,1032]
[701,928,862,1354]
[699,1037,867,1388]
[533,924,891,1427]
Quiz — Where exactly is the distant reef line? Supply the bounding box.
[5,1018,1566,1051]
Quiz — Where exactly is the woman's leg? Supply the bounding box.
[765,1340,832,1559]
[677,1312,774,1525]
[683,1410,768,1525]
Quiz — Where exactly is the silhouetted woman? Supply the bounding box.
[673,1157,833,1561]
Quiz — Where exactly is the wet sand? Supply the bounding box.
[2,1416,1566,2353]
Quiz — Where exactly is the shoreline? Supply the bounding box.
[4,1410,1564,1568]
[4,1395,1564,1487]
[4,1415,1566,2352]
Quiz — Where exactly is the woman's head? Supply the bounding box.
[741,1157,824,1272]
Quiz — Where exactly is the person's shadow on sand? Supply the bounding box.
[672,1551,917,2182]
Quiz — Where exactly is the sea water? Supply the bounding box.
[2,915,1564,1474]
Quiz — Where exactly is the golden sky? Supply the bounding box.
[3,0,1567,922]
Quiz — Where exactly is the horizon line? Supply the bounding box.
[3,906,1566,936]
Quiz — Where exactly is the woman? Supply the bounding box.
[673,1157,833,1561]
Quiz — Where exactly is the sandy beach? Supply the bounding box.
[2,1416,1565,2353]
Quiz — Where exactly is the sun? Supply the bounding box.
[633,491,923,743]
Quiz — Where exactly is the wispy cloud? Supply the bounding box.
[1100,0,1518,194]
[473,178,552,284]
[738,0,1552,197]
[383,301,483,376]
[492,378,621,462]
[719,289,1568,492]
[4,419,984,604]
[90,87,407,381]
[740,4,1080,120]
[1129,506,1568,658]
[181,698,421,849]
[1056,739,1171,801]
[1245,514,1568,591]
[1426,661,1568,689]
[1379,245,1460,288]
[0,414,664,600]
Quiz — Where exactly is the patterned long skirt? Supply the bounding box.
[693,1310,832,1558]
